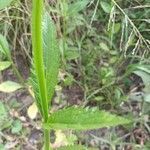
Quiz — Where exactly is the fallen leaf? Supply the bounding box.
[27,102,38,119]
[0,81,22,93]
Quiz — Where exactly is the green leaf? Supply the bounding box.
[42,12,60,102]
[30,68,43,115]
[0,61,11,71]
[11,120,22,134]
[30,12,60,116]
[114,23,121,34]
[9,99,21,108]
[64,74,74,86]
[57,145,95,150]
[0,102,8,130]
[0,102,12,130]
[99,42,109,51]
[68,0,89,16]
[100,1,112,13]
[0,34,10,56]
[0,81,22,93]
[44,107,131,130]
[136,65,150,74]
[0,0,13,10]
[133,70,150,86]
[65,50,80,60]
[126,64,150,76]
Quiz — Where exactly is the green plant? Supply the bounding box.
[0,101,23,136]
[0,102,12,131]
[31,0,131,150]
[0,1,25,89]
[0,0,14,10]
[0,34,24,93]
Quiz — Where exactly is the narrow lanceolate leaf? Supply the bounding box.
[0,61,11,71]
[0,34,11,56]
[44,107,131,130]
[42,12,60,102]
[0,81,22,93]
[0,0,13,10]
[100,1,112,13]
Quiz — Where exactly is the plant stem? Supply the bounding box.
[32,0,50,149]
[32,0,49,121]
[44,129,50,150]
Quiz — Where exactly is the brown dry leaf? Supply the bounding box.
[27,102,38,119]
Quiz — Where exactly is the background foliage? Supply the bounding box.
[0,0,149,149]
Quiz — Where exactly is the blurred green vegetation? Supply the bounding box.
[0,0,150,149]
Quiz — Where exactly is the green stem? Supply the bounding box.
[32,0,50,149]
[44,129,50,150]
[32,0,48,121]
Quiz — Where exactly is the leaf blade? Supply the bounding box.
[44,107,131,130]
[0,102,12,130]
[68,0,89,16]
[42,12,60,102]
[100,1,112,13]
[29,67,43,116]
[0,61,11,71]
[0,34,11,56]
[0,81,22,93]
[0,0,13,10]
